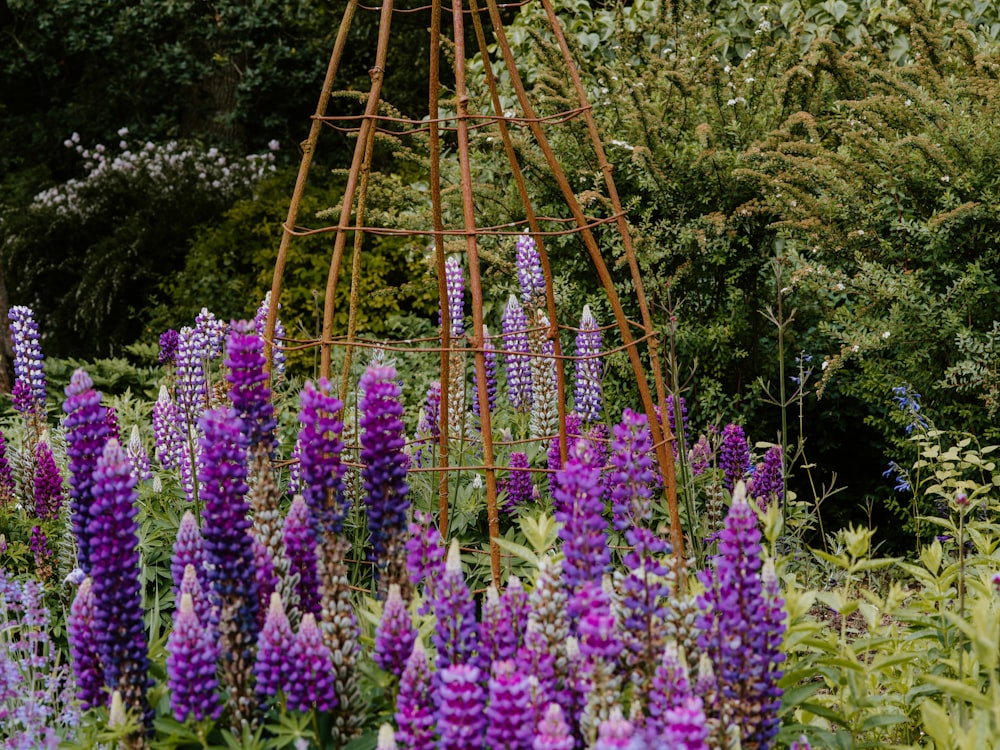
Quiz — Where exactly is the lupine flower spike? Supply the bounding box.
[255,592,295,703]
[574,305,603,423]
[718,423,751,493]
[33,441,64,521]
[67,577,104,710]
[436,663,486,750]
[432,539,480,671]
[167,593,221,722]
[9,305,47,424]
[502,294,533,412]
[373,583,418,679]
[533,702,575,750]
[395,640,435,750]
[287,613,338,713]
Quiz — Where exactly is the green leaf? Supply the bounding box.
[492,536,540,567]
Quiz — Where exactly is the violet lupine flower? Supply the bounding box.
[395,641,435,750]
[515,626,558,725]
[171,510,204,599]
[225,319,277,455]
[63,369,110,573]
[609,409,655,531]
[126,425,153,482]
[617,527,671,693]
[480,585,516,665]
[501,451,534,511]
[30,525,53,573]
[577,584,622,664]
[67,577,104,710]
[179,563,213,633]
[255,592,296,702]
[360,365,411,590]
[198,407,258,726]
[529,312,558,440]
[502,294,533,411]
[533,703,575,750]
[421,381,442,441]
[175,325,210,426]
[152,386,185,471]
[33,441,64,521]
[159,328,180,366]
[574,305,603,424]
[9,305,46,415]
[297,379,347,534]
[287,613,338,712]
[661,696,710,750]
[595,709,634,750]
[553,439,610,596]
[486,659,534,750]
[515,232,546,311]
[373,583,417,678]
[283,496,322,616]
[687,435,713,476]
[432,540,480,672]
[167,592,222,723]
[253,536,279,631]
[747,445,784,509]
[194,307,227,360]
[472,325,498,417]
[89,439,150,722]
[405,510,445,603]
[254,292,286,377]
[105,406,122,443]
[0,430,15,506]
[443,255,465,339]
[696,485,785,749]
[646,641,710,750]
[437,663,486,750]
[286,437,302,495]
[718,423,750,493]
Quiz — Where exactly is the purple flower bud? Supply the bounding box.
[395,641,435,750]
[63,369,110,573]
[747,445,783,509]
[283,496,321,616]
[405,510,445,604]
[595,709,634,749]
[9,305,46,415]
[501,451,534,512]
[194,307,227,360]
[553,440,610,595]
[126,425,153,482]
[171,511,204,600]
[576,584,622,663]
[687,435,713,476]
[152,386,185,471]
[0,430,15,506]
[158,329,179,366]
[167,593,222,722]
[297,379,347,534]
[254,293,286,377]
[502,294,533,411]
[516,233,546,311]
[287,613,338,712]
[443,255,465,339]
[718,423,750,493]
[486,660,534,750]
[175,326,210,427]
[609,409,655,530]
[432,541,480,672]
[574,306,603,423]
[374,583,417,678]
[33,441,64,521]
[68,577,104,710]
[255,592,295,701]
[225,320,276,455]
[437,663,486,750]
[533,702,574,750]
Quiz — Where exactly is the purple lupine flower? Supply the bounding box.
[0,430,15,506]
[395,641,435,750]
[443,255,465,338]
[421,381,442,441]
[152,386,185,471]
[63,368,110,573]
[105,406,122,443]
[175,325,210,427]
[33,441,64,521]
[194,307,227,360]
[283,496,321,616]
[89,439,150,721]
[661,696,709,750]
[167,592,222,722]
[405,510,445,602]
[718,423,750,493]
[437,663,486,750]
[480,585,516,665]
[666,394,688,451]
[696,486,785,748]
[159,328,180,366]
[529,312,558,440]
[525,556,569,690]
[747,445,784,509]
[790,735,812,750]
[553,439,610,596]
[574,305,603,423]
[178,563,213,633]
[533,702,574,750]
[287,613,338,712]
[30,525,53,573]
[576,584,622,664]
[609,409,655,531]
[225,319,277,455]
[198,407,258,724]
[287,437,302,495]
[254,292,286,377]
[617,527,671,694]
[687,435,713,476]
[472,325,498,417]
[504,575,531,654]
[171,511,204,599]
[373,583,417,678]
[9,305,46,415]
[253,536,278,631]
[515,232,546,311]
[126,425,153,482]
[486,659,534,750]
[297,379,347,534]
[515,626,558,727]
[67,577,104,710]
[595,709,634,749]
[255,592,296,702]
[646,641,709,750]
[360,365,410,590]
[502,294,533,411]
[432,540,480,672]
[501,451,534,511]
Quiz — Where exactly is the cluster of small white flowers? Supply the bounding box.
[34,128,278,219]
